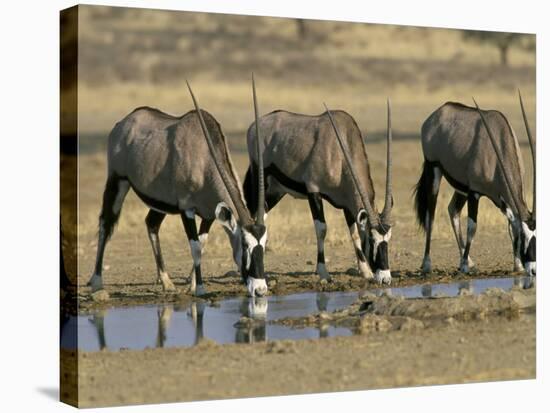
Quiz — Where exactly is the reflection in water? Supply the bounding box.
[316,292,330,338]
[421,285,432,298]
[62,276,532,352]
[89,310,107,350]
[235,298,268,344]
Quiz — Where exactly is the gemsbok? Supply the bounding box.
[243,101,394,284]
[414,92,536,277]
[87,78,269,297]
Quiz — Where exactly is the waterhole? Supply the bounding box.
[62,276,533,351]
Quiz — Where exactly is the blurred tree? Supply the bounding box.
[296,18,307,40]
[462,30,532,67]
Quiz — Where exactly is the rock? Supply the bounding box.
[359,315,392,333]
[91,289,110,302]
[398,317,424,331]
[268,279,277,288]
[483,287,506,296]
[318,311,332,321]
[224,270,239,277]
[266,340,296,354]
[306,260,314,265]
[458,287,473,296]
[345,267,360,276]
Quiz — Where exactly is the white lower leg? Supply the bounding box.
[159,271,176,292]
[189,239,207,296]
[314,220,330,279]
[460,218,477,273]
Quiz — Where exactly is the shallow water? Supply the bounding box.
[62,276,533,352]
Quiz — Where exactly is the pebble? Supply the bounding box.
[345,267,360,276]
[224,270,239,277]
[91,289,110,302]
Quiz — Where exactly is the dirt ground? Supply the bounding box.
[63,287,536,407]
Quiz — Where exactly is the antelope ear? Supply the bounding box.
[356,209,368,230]
[215,202,237,233]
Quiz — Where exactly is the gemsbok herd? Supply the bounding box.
[87,76,536,297]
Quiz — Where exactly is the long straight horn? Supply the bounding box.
[518,89,536,216]
[381,98,393,223]
[252,73,265,225]
[473,98,525,221]
[186,81,250,224]
[323,103,379,227]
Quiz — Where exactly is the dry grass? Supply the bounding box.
[75,5,536,135]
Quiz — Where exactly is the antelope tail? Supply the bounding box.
[414,159,435,232]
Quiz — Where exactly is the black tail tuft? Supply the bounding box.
[413,160,435,232]
[243,164,258,217]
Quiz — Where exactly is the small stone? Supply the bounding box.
[91,289,110,302]
[444,317,456,326]
[224,270,239,277]
[266,340,296,354]
[345,267,360,276]
[318,311,331,321]
[398,317,424,331]
[458,337,466,344]
[268,279,277,288]
[102,265,110,271]
[306,260,314,265]
[360,315,392,332]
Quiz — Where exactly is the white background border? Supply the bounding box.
[0,0,546,411]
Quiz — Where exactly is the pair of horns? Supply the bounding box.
[473,92,535,221]
[324,100,393,228]
[187,77,265,226]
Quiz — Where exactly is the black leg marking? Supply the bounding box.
[307,192,329,279]
[90,174,130,289]
[189,218,215,276]
[461,192,479,272]
[421,164,442,272]
[145,209,175,290]
[448,191,468,265]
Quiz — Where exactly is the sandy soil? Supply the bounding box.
[64,310,535,407]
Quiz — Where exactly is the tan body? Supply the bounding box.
[422,102,526,213]
[247,110,375,218]
[416,101,535,276]
[109,107,244,220]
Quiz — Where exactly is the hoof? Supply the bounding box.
[421,257,431,273]
[87,274,103,292]
[159,272,176,292]
[194,284,207,296]
[358,261,374,280]
[459,260,470,274]
[374,270,392,285]
[316,263,331,280]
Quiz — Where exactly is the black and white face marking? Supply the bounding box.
[241,224,268,297]
[355,209,392,284]
[215,202,243,270]
[370,225,392,285]
[520,220,536,277]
